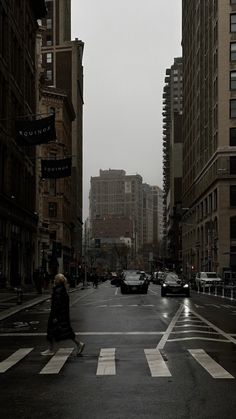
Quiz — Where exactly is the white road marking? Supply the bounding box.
[168,337,230,343]
[144,348,171,377]
[222,304,236,309]
[157,305,183,349]
[110,305,123,307]
[171,330,219,335]
[186,307,236,345]
[142,305,154,307]
[97,305,107,308]
[194,304,203,308]
[0,348,33,373]
[174,324,210,328]
[96,348,116,375]
[177,320,203,323]
[39,348,74,374]
[188,349,234,379]
[205,304,220,308]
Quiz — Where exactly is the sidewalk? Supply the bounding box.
[0,283,86,321]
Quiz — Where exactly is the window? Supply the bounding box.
[46,19,52,29]
[230,216,236,239]
[46,70,52,81]
[230,157,236,174]
[231,71,236,90]
[46,35,52,46]
[48,202,57,217]
[46,53,52,63]
[230,128,236,146]
[230,186,236,206]
[49,178,56,195]
[231,0,236,4]
[231,14,236,32]
[230,99,236,117]
[231,43,236,61]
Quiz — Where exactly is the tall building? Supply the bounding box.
[38,87,75,275]
[162,57,183,267]
[90,169,143,256]
[182,0,236,277]
[41,0,84,266]
[0,1,47,287]
[151,185,164,243]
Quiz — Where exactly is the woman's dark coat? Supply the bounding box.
[47,283,75,342]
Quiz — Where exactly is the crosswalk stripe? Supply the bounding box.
[0,348,33,373]
[39,348,74,375]
[144,349,171,377]
[96,348,116,375]
[188,349,234,379]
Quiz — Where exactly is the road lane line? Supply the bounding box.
[144,348,171,377]
[157,304,183,349]
[188,349,234,379]
[0,348,33,373]
[39,348,74,374]
[96,348,116,375]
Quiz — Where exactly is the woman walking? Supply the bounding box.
[41,273,85,356]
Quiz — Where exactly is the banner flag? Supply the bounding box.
[15,114,56,145]
[41,157,72,178]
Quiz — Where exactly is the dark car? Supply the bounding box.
[161,272,190,297]
[120,270,149,294]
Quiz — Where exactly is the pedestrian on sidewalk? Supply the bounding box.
[41,273,85,356]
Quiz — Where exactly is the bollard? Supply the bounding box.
[203,284,205,294]
[231,288,233,301]
[208,286,211,295]
[214,286,217,296]
[221,287,224,298]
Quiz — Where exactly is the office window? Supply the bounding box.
[230,156,236,174]
[230,186,236,206]
[230,99,236,117]
[231,0,236,4]
[231,43,236,61]
[46,53,52,63]
[230,128,236,146]
[48,202,57,217]
[231,71,236,90]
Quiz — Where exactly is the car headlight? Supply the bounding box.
[163,283,167,287]
[183,284,189,288]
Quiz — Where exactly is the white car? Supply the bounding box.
[195,272,222,289]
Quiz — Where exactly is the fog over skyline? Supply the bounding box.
[71,1,182,218]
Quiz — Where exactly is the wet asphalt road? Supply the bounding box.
[1,282,236,419]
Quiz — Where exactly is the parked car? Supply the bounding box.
[120,270,149,294]
[195,272,222,289]
[161,272,190,297]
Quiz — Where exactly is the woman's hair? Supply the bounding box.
[54,273,67,285]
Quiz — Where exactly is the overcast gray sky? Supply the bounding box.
[71,0,182,218]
